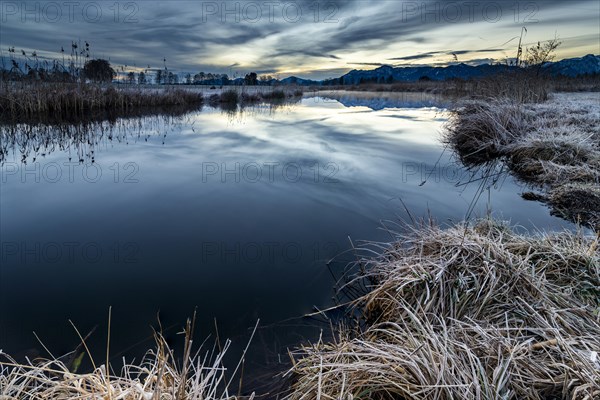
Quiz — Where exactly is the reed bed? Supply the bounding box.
[207,88,303,107]
[286,219,600,399]
[445,93,600,229]
[316,71,569,102]
[0,318,257,399]
[466,72,551,103]
[0,82,204,122]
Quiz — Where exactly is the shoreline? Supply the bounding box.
[0,82,304,123]
[445,92,600,230]
[1,86,599,398]
[1,219,598,398]
[287,219,599,398]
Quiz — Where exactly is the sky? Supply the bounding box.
[1,0,599,80]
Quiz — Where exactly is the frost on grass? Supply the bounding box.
[0,318,257,400]
[445,93,600,229]
[287,220,600,400]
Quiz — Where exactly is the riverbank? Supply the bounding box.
[1,219,597,399]
[445,92,600,230]
[286,219,600,399]
[310,73,599,100]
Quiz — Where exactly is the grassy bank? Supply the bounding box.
[445,93,600,229]
[0,83,304,123]
[286,220,600,399]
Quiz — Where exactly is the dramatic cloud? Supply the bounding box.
[0,0,597,79]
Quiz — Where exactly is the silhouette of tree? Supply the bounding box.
[193,72,206,84]
[244,72,258,85]
[156,70,164,84]
[167,72,178,84]
[82,59,115,83]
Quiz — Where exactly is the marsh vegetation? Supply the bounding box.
[446,93,600,229]
[287,220,599,399]
[1,37,598,400]
[0,82,304,123]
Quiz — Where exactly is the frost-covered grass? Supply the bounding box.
[446,93,600,229]
[0,318,258,400]
[286,220,600,399]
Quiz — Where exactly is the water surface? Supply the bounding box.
[0,93,573,386]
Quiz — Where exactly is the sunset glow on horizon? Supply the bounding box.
[1,1,599,79]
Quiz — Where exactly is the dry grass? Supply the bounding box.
[551,75,600,93]
[467,71,551,103]
[317,70,585,102]
[549,184,600,229]
[445,93,600,229]
[445,100,528,164]
[286,220,600,399]
[0,82,204,122]
[207,88,303,107]
[0,317,258,400]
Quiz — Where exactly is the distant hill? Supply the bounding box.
[331,64,511,85]
[541,54,600,77]
[312,54,600,86]
[280,76,321,86]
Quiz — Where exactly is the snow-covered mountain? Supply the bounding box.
[333,63,511,85]
[542,54,600,77]
[320,55,600,86]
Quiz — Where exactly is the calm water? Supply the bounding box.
[0,93,572,387]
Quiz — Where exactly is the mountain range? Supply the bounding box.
[4,53,597,86]
[284,54,600,86]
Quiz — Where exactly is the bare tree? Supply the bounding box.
[525,37,561,76]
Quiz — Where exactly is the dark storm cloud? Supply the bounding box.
[389,52,443,61]
[349,62,386,66]
[389,49,505,61]
[271,49,340,59]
